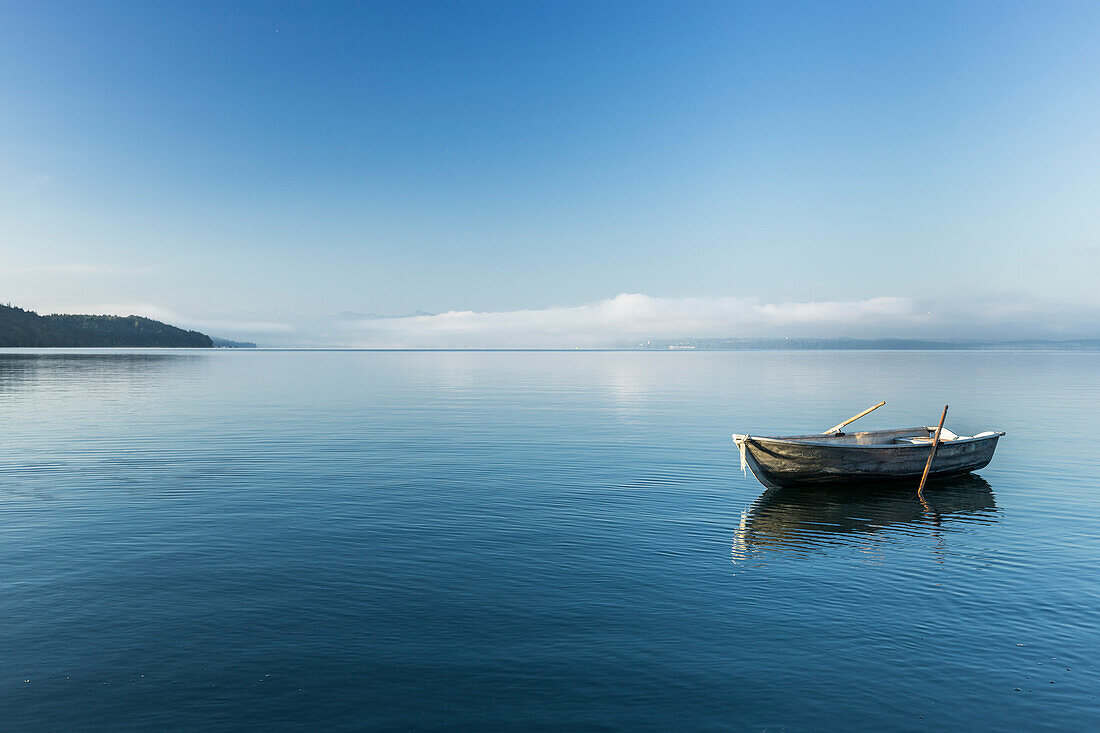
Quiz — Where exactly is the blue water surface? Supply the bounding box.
[2,350,1098,730]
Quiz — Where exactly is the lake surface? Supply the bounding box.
[2,349,1098,730]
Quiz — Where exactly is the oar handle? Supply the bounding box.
[824,401,886,434]
[917,405,949,497]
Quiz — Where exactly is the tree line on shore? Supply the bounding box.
[0,304,213,347]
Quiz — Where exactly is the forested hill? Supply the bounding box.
[0,305,213,347]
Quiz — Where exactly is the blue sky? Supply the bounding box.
[2,1,1098,345]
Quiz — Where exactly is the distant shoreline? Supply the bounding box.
[3,305,1096,352]
[3,345,1097,353]
[627,337,1100,351]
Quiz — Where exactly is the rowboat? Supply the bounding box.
[732,402,1004,489]
[732,426,1004,489]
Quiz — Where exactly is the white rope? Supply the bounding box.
[732,434,749,475]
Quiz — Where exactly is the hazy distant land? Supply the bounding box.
[210,336,258,348]
[631,337,1100,351]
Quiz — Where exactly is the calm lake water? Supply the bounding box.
[2,349,1098,730]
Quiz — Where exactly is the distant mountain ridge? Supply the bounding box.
[0,304,213,347]
[337,310,435,320]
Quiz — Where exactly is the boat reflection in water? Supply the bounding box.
[733,474,1000,565]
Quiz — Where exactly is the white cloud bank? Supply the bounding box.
[336,293,1099,348]
[338,293,931,347]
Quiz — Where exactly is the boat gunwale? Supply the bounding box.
[731,427,1004,450]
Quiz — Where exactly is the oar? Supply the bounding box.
[823,401,886,435]
[917,405,949,499]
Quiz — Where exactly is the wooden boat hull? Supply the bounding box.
[732,427,1002,489]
